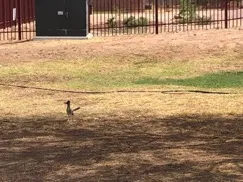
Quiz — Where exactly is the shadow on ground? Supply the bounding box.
[0,114,242,181]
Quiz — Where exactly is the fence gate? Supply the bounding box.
[35,0,88,37]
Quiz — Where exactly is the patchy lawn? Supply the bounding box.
[0,29,243,181]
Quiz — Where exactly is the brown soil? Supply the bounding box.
[0,114,242,181]
[1,29,243,65]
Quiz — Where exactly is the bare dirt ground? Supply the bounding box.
[1,114,242,181]
[0,29,243,181]
[1,29,243,64]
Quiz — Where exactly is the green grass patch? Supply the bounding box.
[135,71,243,88]
[0,57,197,90]
[1,55,242,90]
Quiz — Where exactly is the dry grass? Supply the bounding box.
[0,29,243,181]
[1,29,243,91]
[1,86,243,119]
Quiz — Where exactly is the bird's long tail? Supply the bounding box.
[73,107,80,112]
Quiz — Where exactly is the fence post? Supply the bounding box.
[225,0,228,28]
[17,0,22,40]
[88,1,89,33]
[155,0,159,34]
[2,0,6,29]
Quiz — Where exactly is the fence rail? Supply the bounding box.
[89,0,243,36]
[0,0,243,41]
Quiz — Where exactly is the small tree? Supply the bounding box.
[178,0,197,22]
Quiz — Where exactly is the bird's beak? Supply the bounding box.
[64,101,67,104]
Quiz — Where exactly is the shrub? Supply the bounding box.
[123,16,148,27]
[196,15,212,25]
[138,17,148,26]
[107,17,117,28]
[177,14,211,25]
[178,17,193,24]
[124,16,137,27]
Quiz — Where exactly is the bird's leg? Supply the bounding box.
[68,114,73,122]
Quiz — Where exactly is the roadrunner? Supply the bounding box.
[64,100,80,121]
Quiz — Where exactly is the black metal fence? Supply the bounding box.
[1,0,243,41]
[0,0,35,41]
[89,0,243,36]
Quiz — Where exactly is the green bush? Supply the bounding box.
[196,15,212,25]
[177,14,211,25]
[138,17,148,26]
[107,17,117,28]
[123,16,148,27]
[178,17,193,24]
[124,16,137,27]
